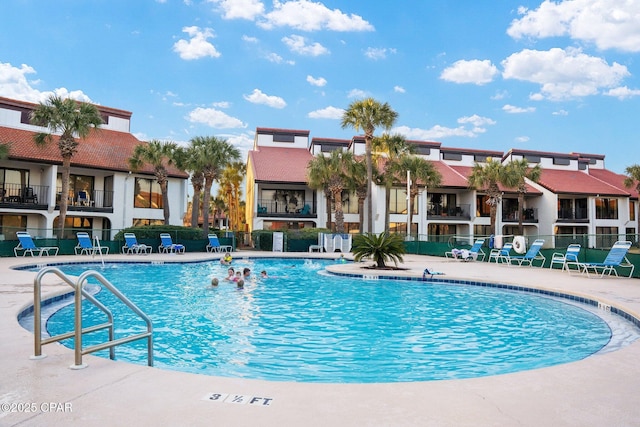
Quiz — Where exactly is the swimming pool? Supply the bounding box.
[37,258,614,383]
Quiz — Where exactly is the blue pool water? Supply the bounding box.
[41,258,612,383]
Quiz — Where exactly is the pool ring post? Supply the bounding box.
[513,236,526,254]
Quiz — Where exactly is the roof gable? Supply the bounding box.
[248,146,313,183]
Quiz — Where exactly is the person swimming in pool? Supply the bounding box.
[224,267,235,281]
[220,253,233,265]
[210,278,219,287]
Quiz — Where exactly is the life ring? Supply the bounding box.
[513,236,526,254]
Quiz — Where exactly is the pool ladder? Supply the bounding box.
[32,267,153,369]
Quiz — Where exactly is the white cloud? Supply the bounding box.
[212,101,231,108]
[552,109,569,116]
[187,107,246,128]
[515,136,530,143]
[507,0,640,52]
[242,35,259,43]
[491,90,508,100]
[210,0,265,20]
[502,104,536,113]
[0,61,93,103]
[501,47,629,100]
[308,106,344,119]
[347,88,368,98]
[394,86,406,93]
[243,88,287,108]
[282,35,329,56]
[173,26,221,60]
[258,0,374,31]
[393,125,477,140]
[364,47,396,60]
[457,115,496,127]
[306,75,327,87]
[604,86,640,99]
[440,59,499,85]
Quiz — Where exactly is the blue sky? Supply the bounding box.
[1,0,639,174]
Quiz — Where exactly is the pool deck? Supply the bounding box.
[1,251,640,427]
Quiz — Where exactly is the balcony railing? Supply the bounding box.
[502,208,539,223]
[427,203,470,220]
[0,183,49,206]
[557,208,589,222]
[56,188,114,209]
[257,199,315,216]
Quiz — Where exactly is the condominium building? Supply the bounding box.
[0,97,188,241]
[246,127,639,246]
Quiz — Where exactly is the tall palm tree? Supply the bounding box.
[345,157,368,233]
[31,95,102,236]
[128,139,178,225]
[219,161,245,231]
[307,153,334,229]
[504,159,542,235]
[372,133,414,231]
[388,154,442,234]
[174,142,207,230]
[189,136,240,233]
[341,98,398,233]
[467,158,509,236]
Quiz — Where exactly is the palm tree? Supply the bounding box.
[352,232,406,268]
[504,159,542,235]
[189,136,240,233]
[467,158,509,236]
[30,95,102,236]
[372,133,414,231]
[219,161,245,231]
[624,164,640,193]
[341,98,398,233]
[308,150,353,233]
[307,153,334,229]
[345,157,368,233]
[388,154,442,235]
[128,139,179,225]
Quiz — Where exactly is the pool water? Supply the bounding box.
[43,258,612,383]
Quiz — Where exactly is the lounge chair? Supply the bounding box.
[299,204,311,215]
[577,241,634,278]
[14,231,59,257]
[122,232,152,254]
[549,244,580,272]
[506,239,546,267]
[488,243,513,264]
[74,232,109,255]
[158,233,185,254]
[206,234,232,253]
[445,239,486,261]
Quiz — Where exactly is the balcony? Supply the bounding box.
[502,208,539,223]
[257,199,315,217]
[58,188,114,213]
[0,183,49,209]
[557,208,589,222]
[427,203,470,220]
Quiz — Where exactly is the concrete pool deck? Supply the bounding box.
[1,251,640,427]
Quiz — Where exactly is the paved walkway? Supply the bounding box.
[1,251,640,427]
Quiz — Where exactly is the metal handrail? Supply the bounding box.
[33,267,153,369]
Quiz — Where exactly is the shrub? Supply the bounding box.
[352,232,406,268]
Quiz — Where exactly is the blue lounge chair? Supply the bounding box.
[578,241,634,278]
[75,232,109,255]
[206,234,232,253]
[549,244,580,272]
[506,239,546,267]
[122,232,152,254]
[158,233,185,254]
[488,243,513,264]
[445,239,486,261]
[14,231,59,257]
[299,204,311,215]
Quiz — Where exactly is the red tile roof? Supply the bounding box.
[537,169,628,196]
[449,165,543,194]
[248,146,313,183]
[432,162,470,188]
[0,126,187,178]
[589,168,638,199]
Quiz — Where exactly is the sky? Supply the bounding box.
[1,0,639,174]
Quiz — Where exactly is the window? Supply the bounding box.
[340,190,359,214]
[134,178,163,209]
[57,173,94,206]
[273,133,295,143]
[389,188,416,214]
[414,146,431,155]
[442,152,462,161]
[53,216,92,239]
[474,155,488,162]
[630,201,636,221]
[596,226,618,248]
[1,167,31,199]
[524,155,540,163]
[553,157,570,165]
[0,215,27,240]
[473,224,491,237]
[133,218,164,227]
[595,197,618,220]
[390,222,418,235]
[476,195,491,217]
[428,223,455,242]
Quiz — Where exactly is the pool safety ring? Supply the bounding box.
[513,236,526,254]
